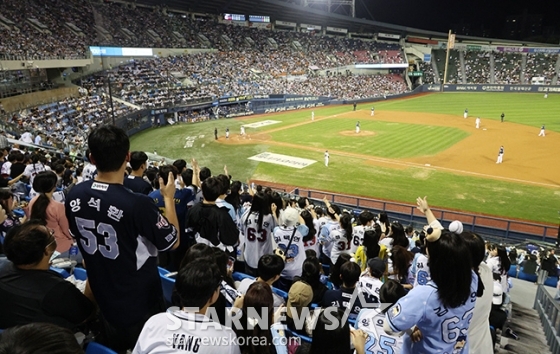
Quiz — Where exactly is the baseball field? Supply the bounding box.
[130,92,560,224]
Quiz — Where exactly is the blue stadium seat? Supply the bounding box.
[49,267,69,278]
[73,267,87,281]
[85,342,118,354]
[507,265,518,278]
[158,267,170,276]
[160,274,176,305]
[517,270,537,283]
[232,272,255,282]
[272,287,288,300]
[544,276,558,288]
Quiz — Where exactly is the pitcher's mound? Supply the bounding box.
[339,130,375,137]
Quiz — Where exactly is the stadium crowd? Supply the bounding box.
[0,122,545,353]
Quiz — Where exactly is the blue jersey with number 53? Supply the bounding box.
[385,271,478,354]
[65,180,178,326]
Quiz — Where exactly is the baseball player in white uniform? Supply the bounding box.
[371,107,375,116]
[311,111,315,121]
[475,117,480,129]
[539,125,546,137]
[356,121,360,134]
[496,146,504,164]
[324,150,329,167]
[240,126,245,136]
[464,108,468,119]
[225,128,230,139]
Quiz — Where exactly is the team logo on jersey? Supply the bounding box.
[391,304,401,318]
[156,214,169,229]
[91,182,109,191]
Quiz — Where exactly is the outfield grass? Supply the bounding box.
[372,92,560,132]
[270,120,469,158]
[130,92,560,224]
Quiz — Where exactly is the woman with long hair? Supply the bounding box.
[362,228,381,260]
[385,230,477,354]
[241,192,278,275]
[379,221,409,250]
[326,213,353,265]
[300,208,319,255]
[293,256,327,304]
[234,282,278,354]
[225,180,242,214]
[27,171,73,256]
[485,243,511,293]
[389,245,414,289]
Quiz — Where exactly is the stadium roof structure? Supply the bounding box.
[134,0,560,46]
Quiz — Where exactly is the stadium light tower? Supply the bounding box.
[303,0,356,17]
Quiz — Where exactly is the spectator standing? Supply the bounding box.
[185,176,239,253]
[28,171,74,256]
[241,192,278,275]
[65,125,180,351]
[123,151,152,195]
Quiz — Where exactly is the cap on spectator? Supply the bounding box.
[493,282,503,305]
[283,207,299,227]
[367,257,386,276]
[287,281,313,319]
[449,220,463,234]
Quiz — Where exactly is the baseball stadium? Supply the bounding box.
[0,0,560,353]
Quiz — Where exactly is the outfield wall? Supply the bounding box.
[422,84,560,93]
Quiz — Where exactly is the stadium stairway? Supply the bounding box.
[521,54,528,84]
[431,53,441,84]
[553,56,560,85]
[459,51,467,84]
[495,278,553,354]
[490,53,496,84]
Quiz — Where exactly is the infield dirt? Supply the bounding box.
[225,110,560,188]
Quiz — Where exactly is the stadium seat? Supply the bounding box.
[49,267,69,278]
[232,272,255,282]
[517,270,537,283]
[272,287,288,300]
[507,265,518,278]
[85,342,118,354]
[73,267,87,281]
[544,276,558,288]
[160,274,176,305]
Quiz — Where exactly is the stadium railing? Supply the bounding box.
[289,187,557,243]
[533,270,560,354]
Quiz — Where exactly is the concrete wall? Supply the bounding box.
[0,58,92,70]
[0,86,79,112]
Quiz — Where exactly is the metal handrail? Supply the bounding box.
[534,270,560,354]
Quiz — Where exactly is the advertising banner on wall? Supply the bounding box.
[422,84,560,92]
